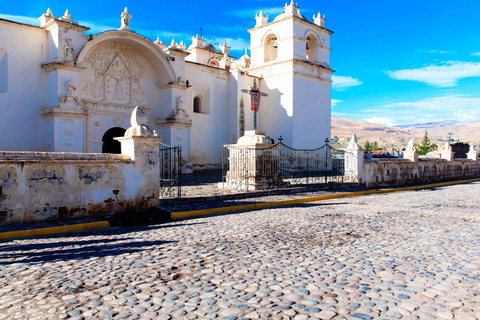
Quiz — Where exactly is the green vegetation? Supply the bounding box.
[417,130,438,155]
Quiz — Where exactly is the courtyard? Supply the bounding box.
[0,182,479,320]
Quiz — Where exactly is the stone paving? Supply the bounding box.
[1,182,479,320]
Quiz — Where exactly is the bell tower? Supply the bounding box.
[247,1,334,148]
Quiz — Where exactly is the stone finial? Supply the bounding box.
[255,10,269,27]
[169,39,177,49]
[403,138,419,162]
[313,12,326,27]
[347,133,362,150]
[154,37,167,50]
[467,143,478,161]
[121,7,132,30]
[406,138,416,152]
[62,9,72,21]
[443,142,452,152]
[46,8,53,17]
[125,107,156,137]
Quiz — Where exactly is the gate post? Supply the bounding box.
[345,133,366,184]
[115,107,165,209]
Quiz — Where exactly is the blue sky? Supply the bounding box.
[1,0,480,126]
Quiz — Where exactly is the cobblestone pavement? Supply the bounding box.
[1,182,479,320]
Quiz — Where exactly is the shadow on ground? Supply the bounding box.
[0,238,174,264]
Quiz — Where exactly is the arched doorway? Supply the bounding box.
[102,127,126,154]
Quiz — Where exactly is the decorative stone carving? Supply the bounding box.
[124,107,156,137]
[59,79,79,108]
[83,42,148,105]
[121,7,132,30]
[65,79,76,97]
[65,130,74,137]
[113,117,124,127]
[65,39,75,64]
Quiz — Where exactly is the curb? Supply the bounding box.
[171,178,480,220]
[0,221,111,241]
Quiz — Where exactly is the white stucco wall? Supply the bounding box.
[0,20,49,151]
[185,62,231,166]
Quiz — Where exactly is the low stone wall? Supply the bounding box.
[0,138,161,224]
[363,158,480,187]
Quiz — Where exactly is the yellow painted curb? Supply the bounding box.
[171,177,480,220]
[0,221,111,241]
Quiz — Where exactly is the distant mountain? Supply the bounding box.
[331,117,480,150]
[395,120,460,129]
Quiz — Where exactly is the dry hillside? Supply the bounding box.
[331,117,480,150]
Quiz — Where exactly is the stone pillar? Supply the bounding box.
[345,134,366,184]
[115,107,165,209]
[467,144,478,161]
[155,97,193,173]
[441,142,455,161]
[403,138,419,162]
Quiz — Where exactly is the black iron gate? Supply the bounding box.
[159,142,181,198]
[222,139,346,190]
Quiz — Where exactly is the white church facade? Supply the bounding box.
[0,3,333,169]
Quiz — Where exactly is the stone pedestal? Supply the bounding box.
[114,107,165,209]
[441,143,455,161]
[467,144,478,161]
[220,130,281,191]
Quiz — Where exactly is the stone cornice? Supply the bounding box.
[156,82,189,90]
[42,62,87,73]
[248,15,334,35]
[43,18,90,32]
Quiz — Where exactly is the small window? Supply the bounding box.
[193,96,201,113]
[0,49,7,93]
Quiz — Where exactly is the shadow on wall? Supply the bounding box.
[258,87,292,145]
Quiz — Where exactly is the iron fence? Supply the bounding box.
[159,142,181,198]
[222,141,346,191]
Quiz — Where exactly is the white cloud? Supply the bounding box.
[472,52,480,57]
[226,7,284,18]
[360,94,480,125]
[331,75,363,91]
[387,61,480,87]
[362,117,395,127]
[331,99,342,107]
[212,37,249,52]
[0,13,39,26]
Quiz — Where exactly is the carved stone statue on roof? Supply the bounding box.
[121,7,132,30]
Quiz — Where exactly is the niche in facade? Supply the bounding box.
[306,34,319,63]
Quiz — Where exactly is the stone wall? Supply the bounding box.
[363,158,480,188]
[345,135,480,188]
[0,137,161,224]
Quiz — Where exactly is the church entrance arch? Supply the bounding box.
[102,127,126,154]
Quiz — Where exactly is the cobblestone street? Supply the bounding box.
[1,182,479,320]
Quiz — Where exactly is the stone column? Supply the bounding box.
[467,144,478,161]
[345,134,366,184]
[115,107,165,210]
[403,138,419,162]
[441,142,455,161]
